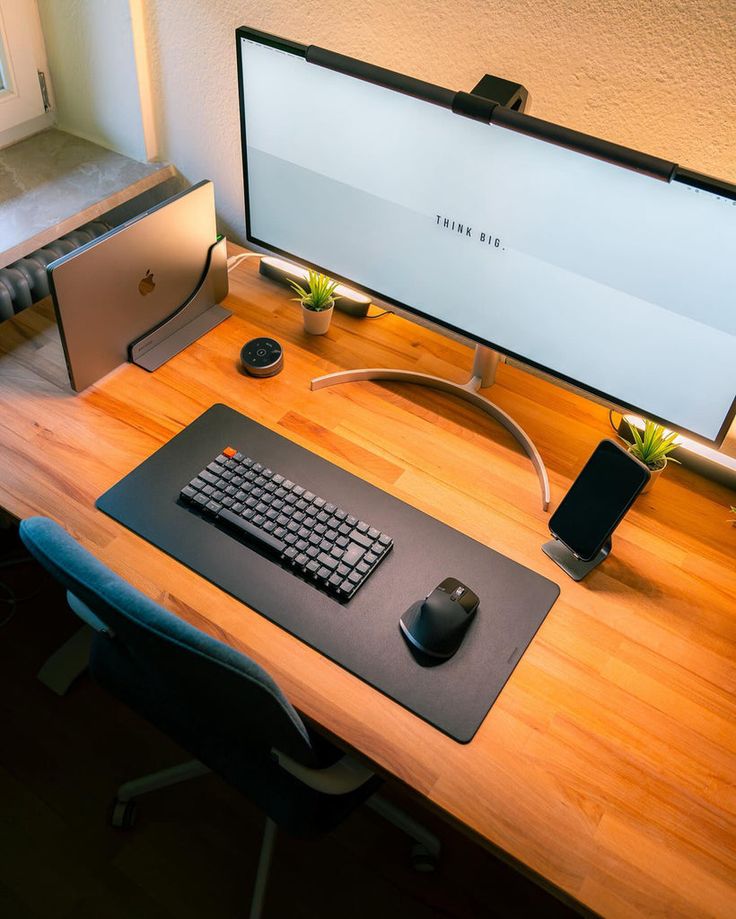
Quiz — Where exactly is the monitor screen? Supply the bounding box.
[237,28,736,445]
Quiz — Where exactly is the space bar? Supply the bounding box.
[217,509,286,555]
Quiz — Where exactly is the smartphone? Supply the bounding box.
[548,439,650,561]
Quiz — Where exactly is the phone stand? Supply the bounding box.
[542,537,612,581]
[129,236,230,371]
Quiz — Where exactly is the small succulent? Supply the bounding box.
[288,270,340,312]
[627,419,681,470]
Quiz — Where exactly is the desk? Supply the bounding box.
[1,247,734,917]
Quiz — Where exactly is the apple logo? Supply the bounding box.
[138,269,155,296]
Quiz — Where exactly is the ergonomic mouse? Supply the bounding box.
[399,577,479,660]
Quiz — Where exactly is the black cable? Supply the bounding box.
[365,309,393,319]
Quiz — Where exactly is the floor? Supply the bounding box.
[0,530,578,919]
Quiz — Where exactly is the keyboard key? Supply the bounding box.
[337,564,351,577]
[364,551,379,565]
[356,521,369,533]
[199,470,218,485]
[306,560,320,575]
[317,566,331,580]
[378,533,392,546]
[368,527,380,539]
[342,544,365,567]
[180,485,196,502]
[295,553,308,567]
[328,573,343,589]
[317,552,338,571]
[352,531,373,550]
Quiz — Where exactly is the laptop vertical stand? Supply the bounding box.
[128,236,231,372]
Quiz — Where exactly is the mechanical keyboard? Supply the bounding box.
[179,445,393,600]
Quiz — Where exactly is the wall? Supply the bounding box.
[38,0,147,161]
[142,0,736,243]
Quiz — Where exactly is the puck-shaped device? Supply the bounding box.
[240,337,284,377]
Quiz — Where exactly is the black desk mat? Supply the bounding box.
[97,403,559,742]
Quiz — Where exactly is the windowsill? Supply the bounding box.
[0,128,174,269]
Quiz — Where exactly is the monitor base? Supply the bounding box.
[311,343,551,512]
[541,537,612,580]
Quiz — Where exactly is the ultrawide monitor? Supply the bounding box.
[236,26,736,445]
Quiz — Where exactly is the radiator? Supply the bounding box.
[0,221,110,319]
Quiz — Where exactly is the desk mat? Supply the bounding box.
[97,403,559,742]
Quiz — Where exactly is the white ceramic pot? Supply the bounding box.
[302,303,333,335]
[640,461,666,494]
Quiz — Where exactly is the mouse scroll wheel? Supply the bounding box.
[451,586,466,600]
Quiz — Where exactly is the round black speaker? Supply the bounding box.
[240,337,284,377]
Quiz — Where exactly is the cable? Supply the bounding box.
[227,252,263,272]
[609,408,634,446]
[364,308,393,319]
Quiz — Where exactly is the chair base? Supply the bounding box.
[37,624,93,695]
[111,758,441,915]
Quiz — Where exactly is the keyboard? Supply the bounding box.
[179,445,393,600]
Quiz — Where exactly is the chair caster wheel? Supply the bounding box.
[410,843,438,872]
[110,798,137,829]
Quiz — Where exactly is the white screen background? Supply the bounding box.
[241,38,736,442]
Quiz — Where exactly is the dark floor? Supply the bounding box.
[0,530,577,918]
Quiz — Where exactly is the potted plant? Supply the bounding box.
[288,270,340,335]
[626,419,681,493]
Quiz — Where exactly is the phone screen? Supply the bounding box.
[549,439,650,561]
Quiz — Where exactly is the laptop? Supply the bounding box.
[48,180,223,392]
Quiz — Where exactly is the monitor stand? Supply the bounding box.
[311,343,551,511]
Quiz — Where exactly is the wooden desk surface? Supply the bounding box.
[1,250,734,918]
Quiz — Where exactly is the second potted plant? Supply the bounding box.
[288,270,340,335]
[625,419,680,493]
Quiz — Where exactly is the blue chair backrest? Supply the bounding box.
[20,517,318,766]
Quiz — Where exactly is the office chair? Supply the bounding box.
[19,516,439,918]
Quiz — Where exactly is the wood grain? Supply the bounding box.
[0,246,734,917]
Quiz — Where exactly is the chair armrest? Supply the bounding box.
[272,748,375,795]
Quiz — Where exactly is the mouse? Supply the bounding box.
[399,577,479,660]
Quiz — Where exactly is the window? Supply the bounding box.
[0,0,53,145]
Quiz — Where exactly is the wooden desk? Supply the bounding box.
[1,250,734,918]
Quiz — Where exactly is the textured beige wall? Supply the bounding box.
[143,0,735,241]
